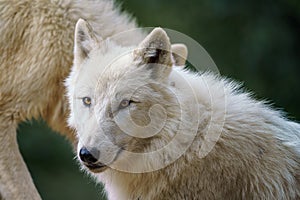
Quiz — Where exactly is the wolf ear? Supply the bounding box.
[74,19,100,66]
[171,44,188,66]
[133,28,172,79]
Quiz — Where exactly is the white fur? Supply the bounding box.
[66,26,300,199]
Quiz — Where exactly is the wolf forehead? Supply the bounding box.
[75,52,152,105]
[75,45,127,86]
[78,45,163,92]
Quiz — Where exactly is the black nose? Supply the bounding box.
[79,147,99,164]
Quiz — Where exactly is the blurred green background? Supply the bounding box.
[18,0,300,199]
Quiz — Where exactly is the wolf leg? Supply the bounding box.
[0,121,41,200]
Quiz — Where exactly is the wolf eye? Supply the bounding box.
[82,97,92,107]
[119,99,132,109]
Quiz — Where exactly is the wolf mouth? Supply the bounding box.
[84,148,123,173]
[85,163,107,173]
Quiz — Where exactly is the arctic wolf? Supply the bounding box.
[66,19,300,200]
[0,0,147,199]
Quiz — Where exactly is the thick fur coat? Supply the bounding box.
[66,20,300,200]
[0,0,145,199]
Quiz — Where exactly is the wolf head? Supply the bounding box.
[66,19,197,174]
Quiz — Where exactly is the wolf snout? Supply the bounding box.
[79,147,107,172]
[79,147,99,164]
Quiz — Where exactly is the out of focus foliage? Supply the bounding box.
[18,1,299,199]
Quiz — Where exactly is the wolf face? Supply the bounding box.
[66,19,194,173]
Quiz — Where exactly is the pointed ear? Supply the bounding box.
[74,19,100,66]
[171,43,188,66]
[133,28,172,79]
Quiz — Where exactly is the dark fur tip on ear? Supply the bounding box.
[134,27,172,66]
[74,18,99,66]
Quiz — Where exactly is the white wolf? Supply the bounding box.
[66,19,300,200]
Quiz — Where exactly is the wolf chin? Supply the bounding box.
[66,19,300,200]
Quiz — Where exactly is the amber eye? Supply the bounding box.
[82,97,92,107]
[119,99,131,109]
